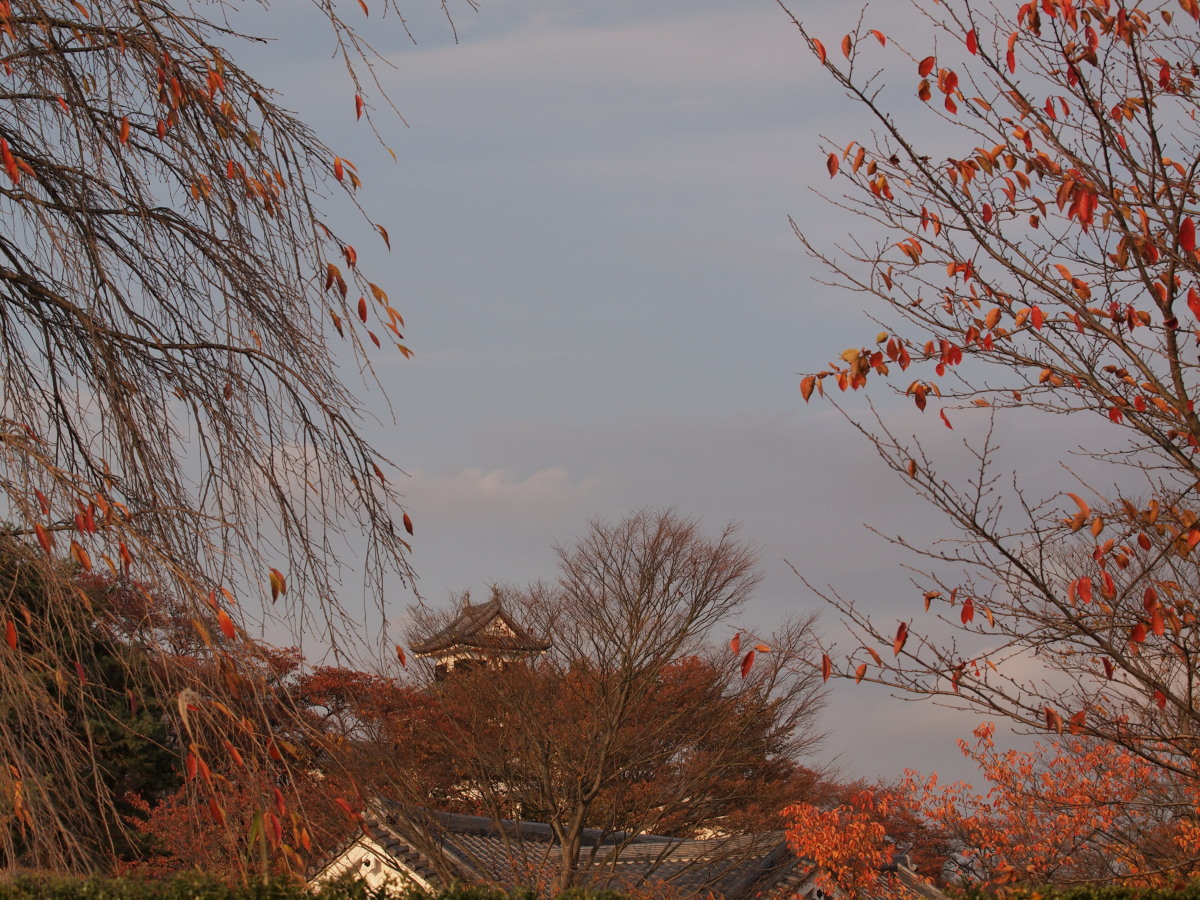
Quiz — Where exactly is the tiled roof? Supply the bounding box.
[315,804,948,900]
[409,596,551,656]
[358,805,818,900]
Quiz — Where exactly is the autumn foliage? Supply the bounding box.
[907,723,1200,887]
[788,0,1200,830]
[785,791,895,898]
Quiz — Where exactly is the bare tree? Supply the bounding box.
[0,0,458,873]
[404,510,827,895]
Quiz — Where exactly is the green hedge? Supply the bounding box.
[955,884,1200,900]
[0,876,627,900]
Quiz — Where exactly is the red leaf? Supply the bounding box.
[333,157,344,181]
[402,512,414,535]
[740,650,755,678]
[1130,622,1147,643]
[940,409,953,430]
[1101,569,1116,599]
[918,56,936,77]
[1076,576,1092,604]
[395,644,407,668]
[0,139,18,184]
[5,620,15,650]
[966,29,979,54]
[812,38,826,64]
[821,653,831,682]
[961,596,975,624]
[1103,657,1114,679]
[1045,706,1063,733]
[1188,287,1200,320]
[893,621,908,656]
[730,633,740,655]
[1154,689,1167,709]
[355,94,364,120]
[870,29,886,46]
[827,153,839,178]
[1181,217,1196,252]
[1031,306,1045,330]
[334,797,356,818]
[358,296,368,323]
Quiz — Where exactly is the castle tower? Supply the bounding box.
[409,590,551,681]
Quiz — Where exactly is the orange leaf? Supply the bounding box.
[333,157,344,181]
[375,223,391,249]
[1131,622,1147,643]
[1182,217,1196,253]
[269,568,286,602]
[893,621,908,656]
[119,116,130,145]
[355,94,364,120]
[821,653,831,682]
[1045,706,1063,733]
[813,38,826,64]
[854,662,867,683]
[217,609,235,640]
[395,644,407,668]
[841,34,852,58]
[870,29,886,46]
[827,153,839,178]
[34,523,53,555]
[800,375,816,402]
[403,512,414,536]
[740,649,755,678]
[730,633,740,655]
[5,620,15,650]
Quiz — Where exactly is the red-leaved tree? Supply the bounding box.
[787,0,1200,841]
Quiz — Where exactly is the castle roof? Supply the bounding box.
[409,595,551,657]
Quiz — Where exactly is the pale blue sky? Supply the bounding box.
[231,0,1056,785]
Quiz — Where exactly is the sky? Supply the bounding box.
[231,0,1043,785]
